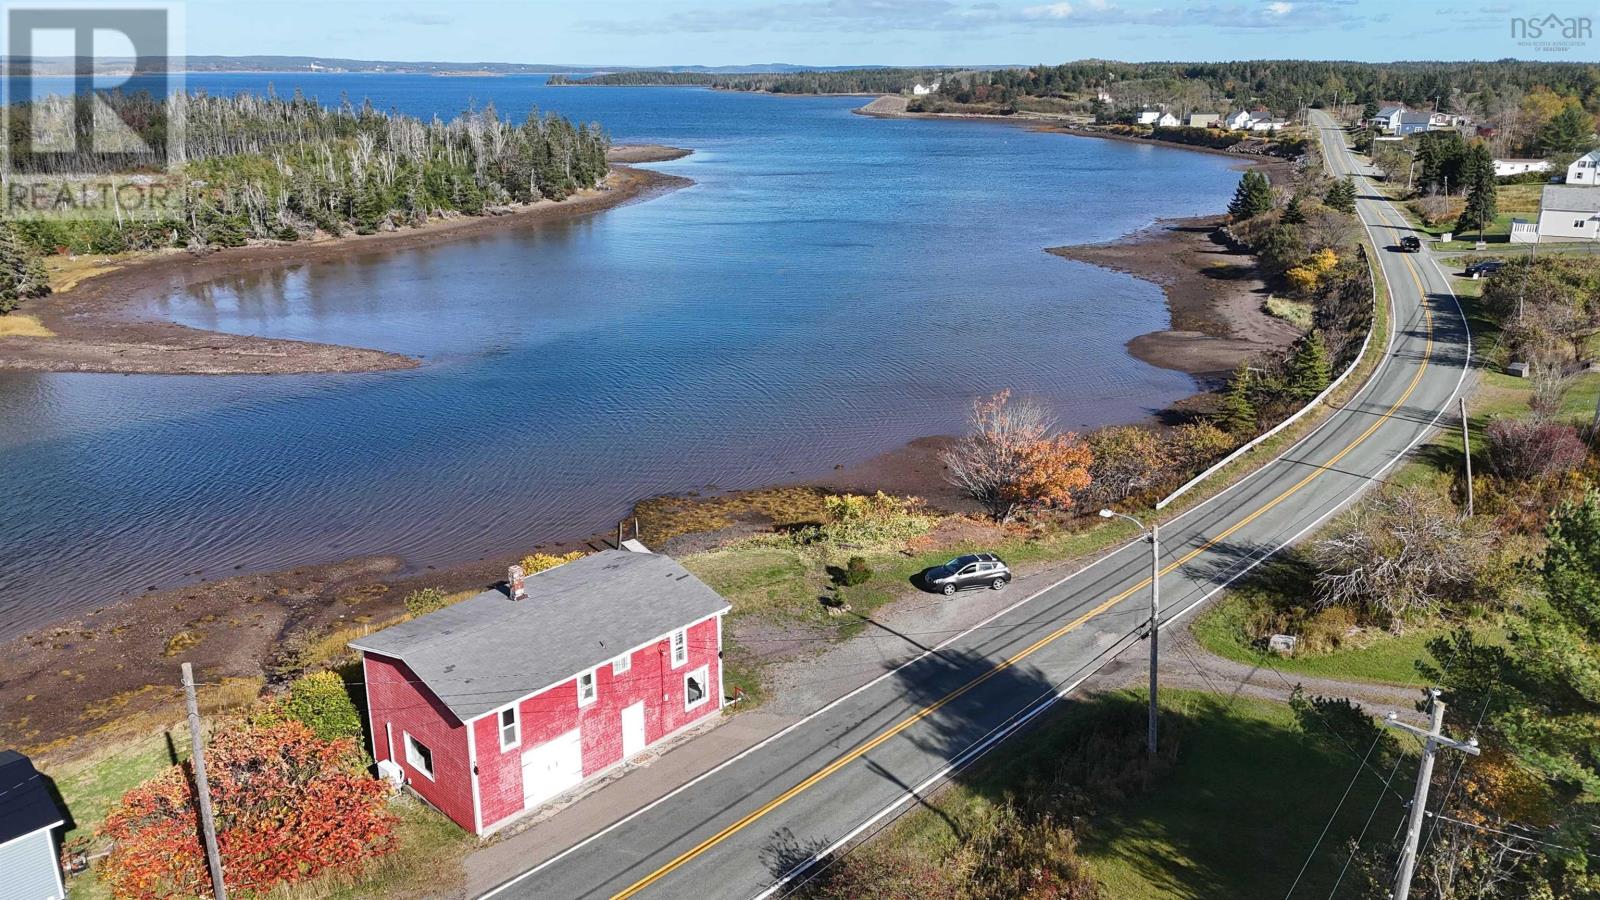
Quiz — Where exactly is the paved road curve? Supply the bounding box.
[482,110,1471,900]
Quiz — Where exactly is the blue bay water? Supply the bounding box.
[0,74,1246,635]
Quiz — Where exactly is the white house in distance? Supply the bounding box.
[1224,109,1253,130]
[0,751,66,899]
[1566,149,1600,185]
[910,81,941,97]
[1156,112,1181,127]
[1369,105,1405,133]
[1137,109,1162,125]
[1250,119,1290,132]
[1494,158,1552,178]
[1536,185,1600,241]
[1187,112,1220,128]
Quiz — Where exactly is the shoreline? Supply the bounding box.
[0,111,1300,761]
[1050,215,1301,384]
[0,145,693,376]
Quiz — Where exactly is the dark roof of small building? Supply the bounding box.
[351,550,731,721]
[1398,111,1433,125]
[1543,185,1600,213]
[0,751,63,846]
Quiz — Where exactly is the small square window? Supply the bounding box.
[1579,220,1588,228]
[684,665,710,711]
[499,707,520,750]
[577,669,598,707]
[671,629,688,668]
[613,653,631,676]
[404,733,434,780]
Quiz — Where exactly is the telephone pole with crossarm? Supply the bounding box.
[1386,690,1480,900]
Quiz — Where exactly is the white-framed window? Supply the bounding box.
[613,652,631,676]
[498,706,520,751]
[670,628,688,668]
[577,668,598,707]
[1578,219,1588,228]
[404,732,435,780]
[684,665,710,711]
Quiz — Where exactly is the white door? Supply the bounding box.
[621,702,646,759]
[521,729,583,809]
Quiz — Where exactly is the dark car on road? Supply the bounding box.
[924,553,1011,595]
[1399,235,1422,252]
[1463,260,1503,278]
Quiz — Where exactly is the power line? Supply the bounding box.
[1285,732,1386,899]
[1324,750,1408,900]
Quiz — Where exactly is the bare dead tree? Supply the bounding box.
[1310,488,1492,629]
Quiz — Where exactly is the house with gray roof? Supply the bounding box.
[351,547,731,834]
[1536,184,1600,241]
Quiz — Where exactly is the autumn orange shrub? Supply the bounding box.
[100,720,396,898]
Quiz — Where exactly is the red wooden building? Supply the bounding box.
[351,548,730,835]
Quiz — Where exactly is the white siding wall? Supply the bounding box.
[1538,209,1600,240]
[0,829,66,899]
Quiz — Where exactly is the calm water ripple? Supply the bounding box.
[0,74,1246,636]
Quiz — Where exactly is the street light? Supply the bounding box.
[1099,508,1161,756]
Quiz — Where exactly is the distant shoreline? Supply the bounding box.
[0,146,693,376]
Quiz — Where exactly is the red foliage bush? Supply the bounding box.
[1484,417,1588,482]
[100,720,396,899]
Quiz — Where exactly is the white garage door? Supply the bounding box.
[521,729,583,809]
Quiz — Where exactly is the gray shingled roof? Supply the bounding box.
[351,550,730,721]
[0,751,62,845]
[1398,111,1432,126]
[1543,185,1600,214]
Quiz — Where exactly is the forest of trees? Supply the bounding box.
[0,90,610,309]
[561,61,1600,109]
[576,60,1600,155]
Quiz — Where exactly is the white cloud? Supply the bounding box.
[1023,3,1076,19]
[1266,1,1293,15]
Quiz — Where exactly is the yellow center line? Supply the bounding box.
[610,149,1442,900]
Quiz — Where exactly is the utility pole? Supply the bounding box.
[1099,508,1160,756]
[1459,397,1474,517]
[1386,691,1480,900]
[182,663,228,900]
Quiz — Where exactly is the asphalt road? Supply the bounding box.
[482,110,1471,900]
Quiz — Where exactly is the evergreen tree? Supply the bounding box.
[1455,142,1499,238]
[0,223,49,314]
[1281,195,1307,225]
[1324,177,1358,214]
[1287,330,1333,400]
[352,176,388,235]
[1539,102,1598,155]
[1361,99,1379,121]
[1227,170,1275,221]
[1216,363,1260,435]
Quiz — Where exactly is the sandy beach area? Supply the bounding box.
[0,145,692,376]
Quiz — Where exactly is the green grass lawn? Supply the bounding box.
[1390,182,1546,251]
[1192,593,1483,686]
[1080,692,1399,899]
[880,689,1404,900]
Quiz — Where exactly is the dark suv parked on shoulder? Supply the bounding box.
[925,553,1012,595]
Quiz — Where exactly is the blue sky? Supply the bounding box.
[185,0,1600,66]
